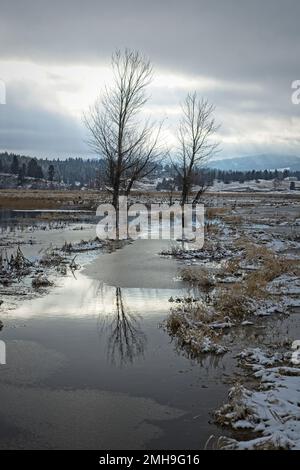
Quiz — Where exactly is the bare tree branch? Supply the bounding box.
[84,49,162,216]
[172,92,220,205]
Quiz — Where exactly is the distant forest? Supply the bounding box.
[0,152,106,187]
[158,166,300,191]
[0,152,300,189]
[0,152,166,188]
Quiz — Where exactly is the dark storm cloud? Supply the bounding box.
[0,0,299,82]
[0,0,299,156]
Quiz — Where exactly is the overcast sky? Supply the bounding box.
[0,0,299,159]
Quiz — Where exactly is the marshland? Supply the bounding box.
[0,189,299,449]
[1,3,300,453]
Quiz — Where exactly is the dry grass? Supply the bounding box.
[179,232,299,321]
[32,275,53,288]
[165,302,226,357]
[234,237,298,280]
[221,215,242,224]
[214,383,252,427]
[263,257,298,280]
[166,310,183,335]
[217,254,299,310]
[205,222,220,235]
[201,238,216,252]
[234,237,274,262]
[244,244,273,262]
[39,250,66,267]
[180,266,215,288]
[0,189,103,210]
[245,256,298,290]
[222,257,241,275]
[1,188,298,211]
[160,243,185,257]
[206,207,229,219]
[234,235,252,250]
[213,286,253,319]
[167,300,214,330]
[242,272,268,299]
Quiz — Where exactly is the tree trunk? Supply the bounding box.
[181,181,189,207]
[125,178,134,196]
[192,185,206,205]
[112,181,120,239]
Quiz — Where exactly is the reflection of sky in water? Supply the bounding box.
[8,271,197,368]
[1,224,97,260]
[10,272,190,320]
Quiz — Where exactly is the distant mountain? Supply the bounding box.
[210,154,300,171]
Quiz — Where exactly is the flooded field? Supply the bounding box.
[0,194,299,449]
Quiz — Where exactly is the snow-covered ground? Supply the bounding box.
[215,347,300,449]
[161,194,300,448]
[206,178,300,193]
[135,176,300,194]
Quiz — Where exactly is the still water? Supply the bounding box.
[0,224,298,449]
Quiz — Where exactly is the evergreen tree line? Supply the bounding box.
[0,152,165,187]
[157,167,300,191]
[0,152,105,186]
[1,152,299,188]
[210,168,300,184]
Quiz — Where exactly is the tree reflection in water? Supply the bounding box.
[98,287,147,366]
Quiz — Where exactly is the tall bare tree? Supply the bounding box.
[172,92,219,205]
[84,49,161,210]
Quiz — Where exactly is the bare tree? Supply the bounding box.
[97,287,146,366]
[191,169,210,204]
[84,49,161,210]
[172,92,219,205]
[166,179,176,206]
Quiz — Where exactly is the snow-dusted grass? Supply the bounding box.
[180,266,216,288]
[215,347,300,449]
[164,299,229,356]
[161,195,300,446]
[163,197,300,358]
